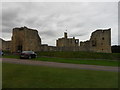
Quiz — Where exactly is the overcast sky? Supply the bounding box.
[2,2,118,46]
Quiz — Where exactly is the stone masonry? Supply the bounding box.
[11,26,41,52]
[80,28,111,53]
[1,27,112,53]
[0,38,11,51]
[56,32,79,51]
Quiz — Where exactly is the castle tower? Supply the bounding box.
[89,28,111,53]
[64,32,68,38]
[11,26,41,52]
[56,31,79,51]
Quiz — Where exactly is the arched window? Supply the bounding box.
[92,40,96,46]
[75,40,78,44]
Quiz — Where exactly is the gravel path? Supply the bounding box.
[2,58,119,72]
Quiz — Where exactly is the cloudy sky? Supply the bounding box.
[2,2,118,46]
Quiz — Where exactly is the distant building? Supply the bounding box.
[1,26,112,53]
[111,45,120,53]
[80,28,111,53]
[56,32,79,51]
[0,38,11,51]
[11,26,41,52]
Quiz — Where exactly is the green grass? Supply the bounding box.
[2,55,19,59]
[3,51,120,60]
[34,57,119,67]
[37,51,120,60]
[2,54,119,67]
[2,63,118,88]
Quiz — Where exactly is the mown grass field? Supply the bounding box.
[34,57,119,66]
[2,63,118,88]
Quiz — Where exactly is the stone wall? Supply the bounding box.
[41,44,49,51]
[112,45,120,53]
[80,40,90,51]
[1,27,112,53]
[79,28,111,53]
[11,26,41,52]
[56,32,79,51]
[41,44,57,51]
[89,28,111,53]
[0,38,11,51]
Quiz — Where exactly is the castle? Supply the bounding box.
[1,26,111,53]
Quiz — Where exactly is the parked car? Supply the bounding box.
[20,51,37,59]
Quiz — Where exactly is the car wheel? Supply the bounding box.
[34,55,37,58]
[28,56,31,59]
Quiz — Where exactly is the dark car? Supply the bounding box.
[20,51,37,59]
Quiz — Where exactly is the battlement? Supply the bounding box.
[11,26,41,52]
[13,26,38,33]
[92,28,111,35]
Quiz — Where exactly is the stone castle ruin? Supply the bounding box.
[11,27,41,52]
[1,26,111,53]
[56,32,79,51]
[80,29,111,53]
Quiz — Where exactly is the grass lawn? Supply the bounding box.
[2,55,119,67]
[37,51,120,60]
[2,55,19,59]
[34,57,119,67]
[2,63,118,88]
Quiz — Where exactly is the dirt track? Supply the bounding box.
[2,58,119,72]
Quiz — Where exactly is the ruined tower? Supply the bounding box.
[80,28,111,53]
[11,26,41,52]
[56,32,79,51]
[64,32,68,38]
[1,26,112,53]
[89,28,111,53]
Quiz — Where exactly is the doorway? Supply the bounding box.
[17,45,22,52]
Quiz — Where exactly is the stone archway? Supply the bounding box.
[17,45,22,52]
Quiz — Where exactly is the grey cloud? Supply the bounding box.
[2,9,18,21]
[69,33,88,37]
[39,30,57,37]
[2,26,12,33]
[2,5,22,33]
[75,23,85,28]
[2,2,118,46]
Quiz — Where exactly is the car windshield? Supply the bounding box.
[22,51,34,54]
